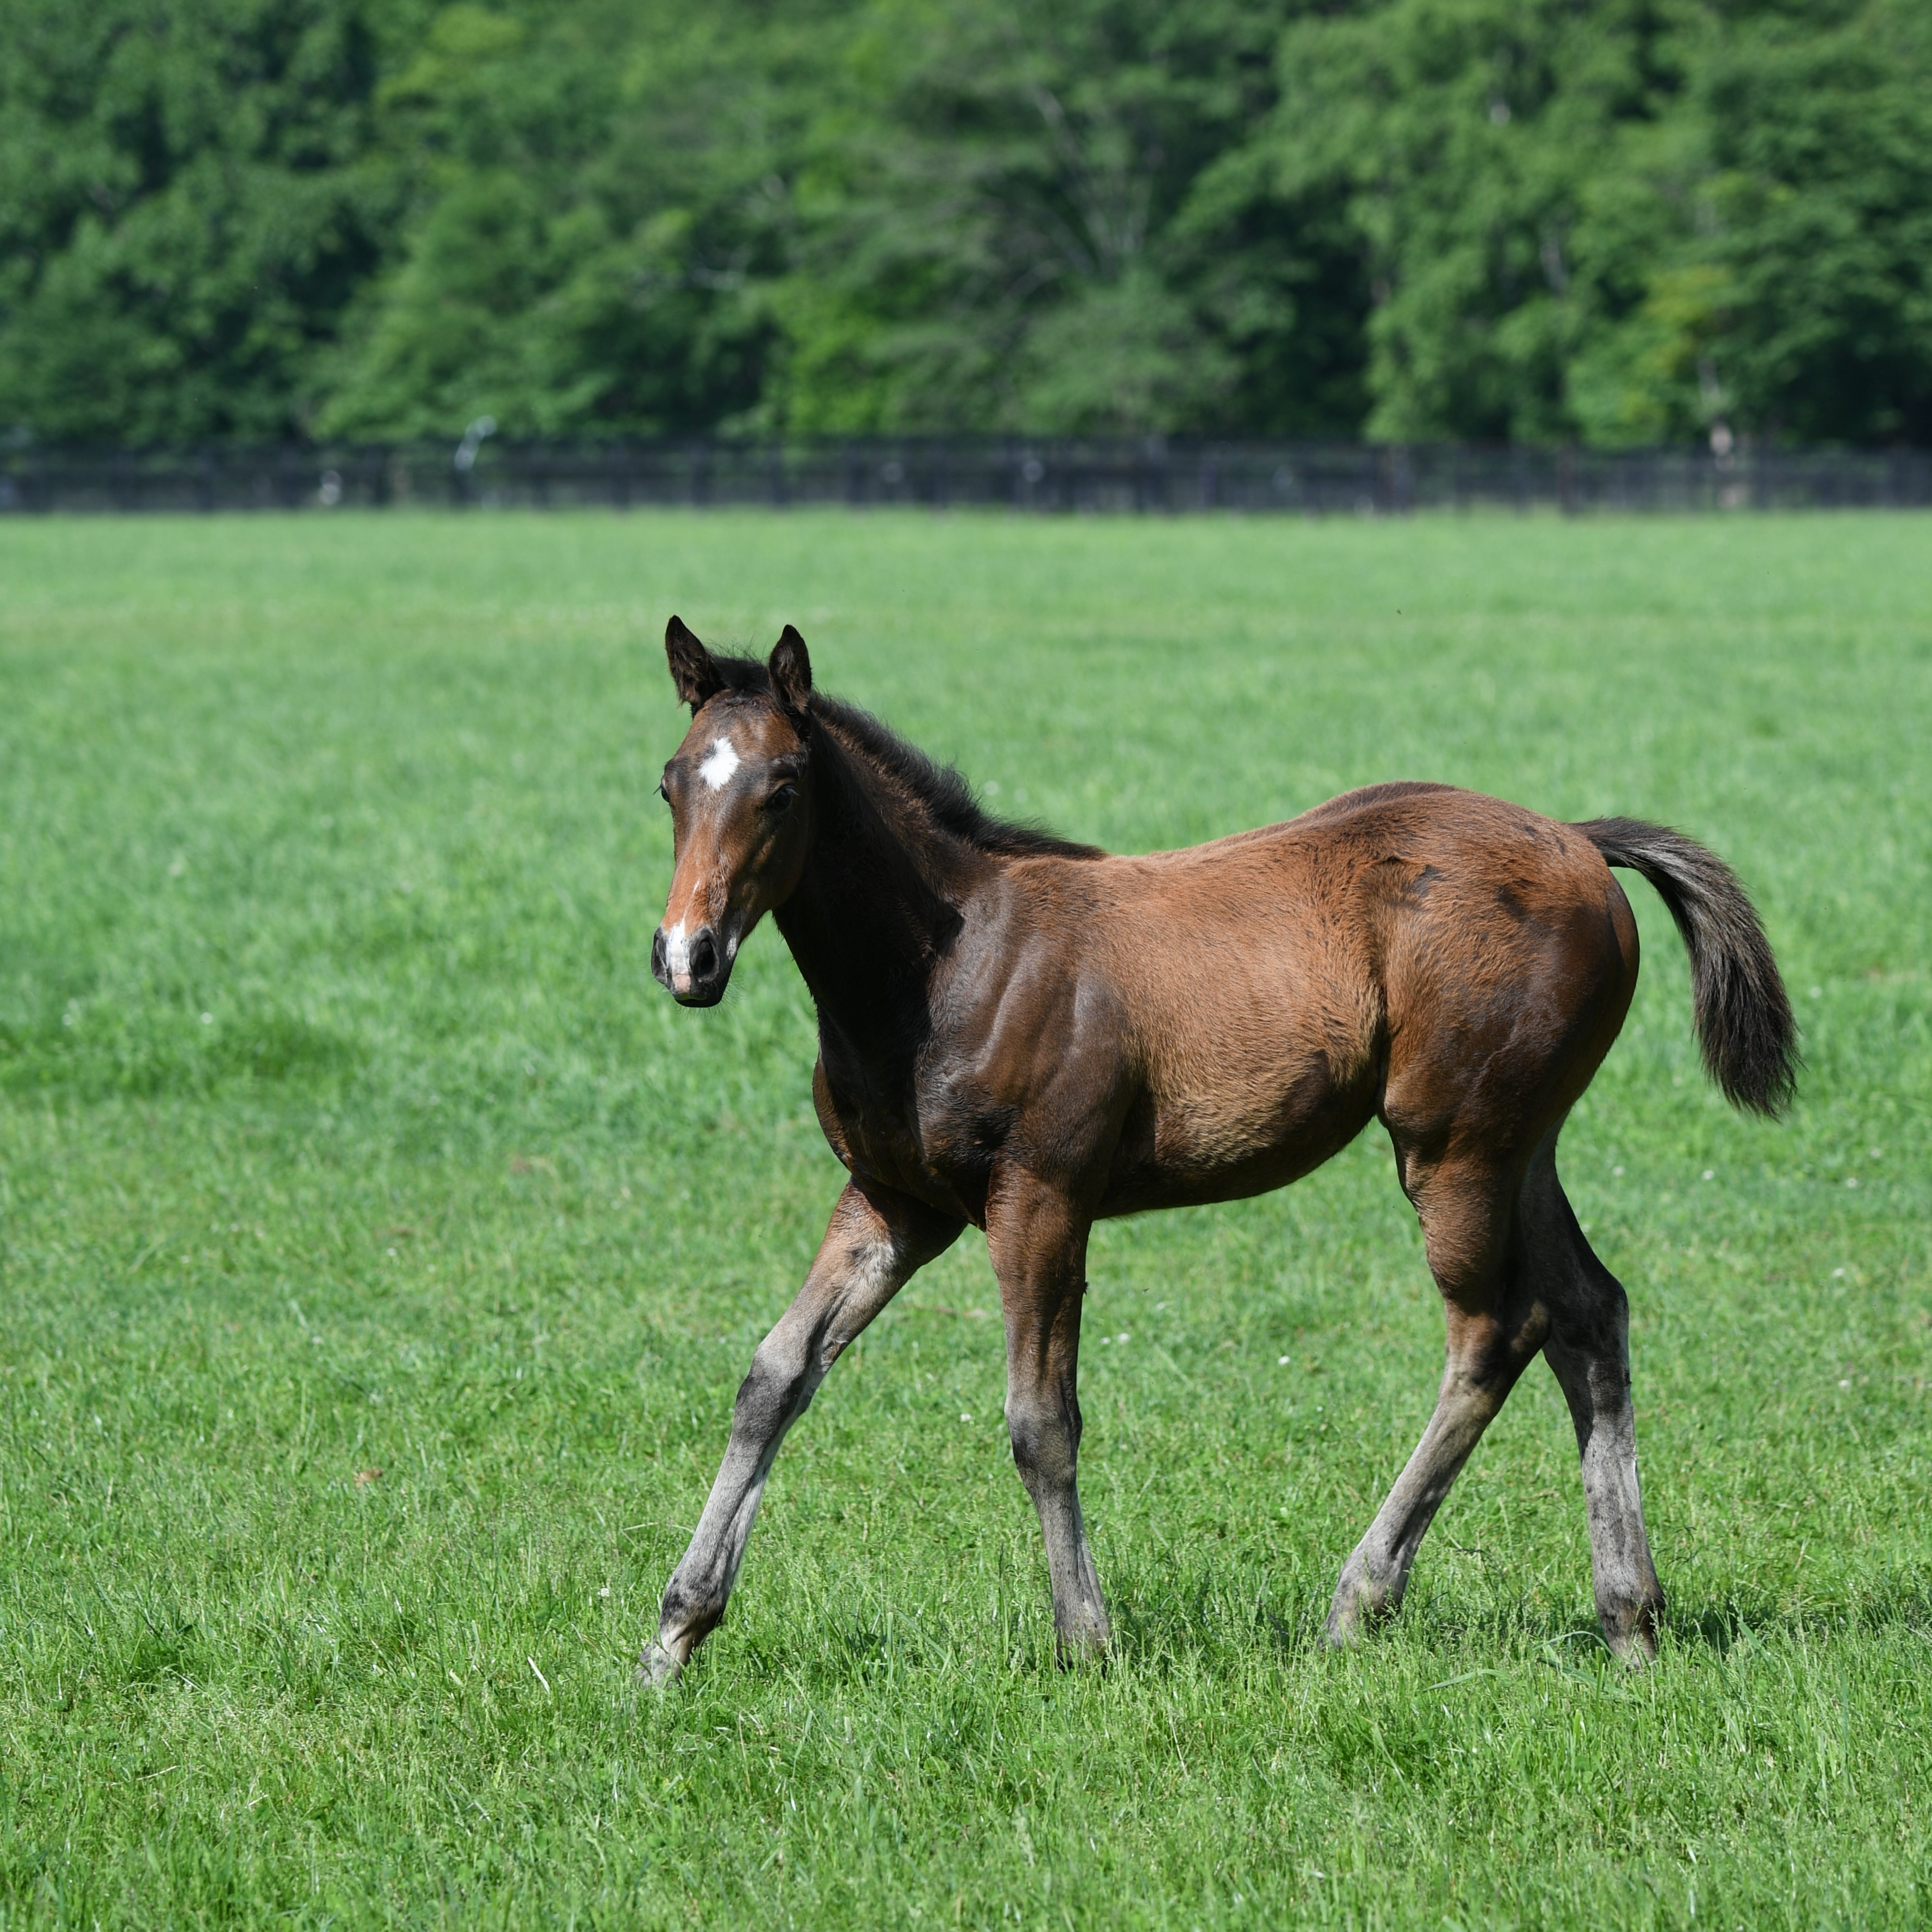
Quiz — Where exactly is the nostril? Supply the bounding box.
[651,930,668,983]
[690,930,719,982]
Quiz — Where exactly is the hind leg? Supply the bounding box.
[1327,1156,1549,1645]
[1518,1160,1664,1661]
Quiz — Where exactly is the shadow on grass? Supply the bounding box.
[0,1003,363,1100]
[1665,1580,1932,1654]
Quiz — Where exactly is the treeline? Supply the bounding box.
[3,0,1928,448]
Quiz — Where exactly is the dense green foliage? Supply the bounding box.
[3,508,1930,1925]
[1275,0,1932,444]
[0,0,421,442]
[3,0,1929,446]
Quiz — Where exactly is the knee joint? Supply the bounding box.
[1006,1400,1078,1485]
[739,1339,813,1425]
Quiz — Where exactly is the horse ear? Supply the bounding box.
[769,625,812,727]
[665,615,723,710]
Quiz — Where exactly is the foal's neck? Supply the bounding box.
[774,727,982,1063]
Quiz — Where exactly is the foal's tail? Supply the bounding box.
[1577,818,1798,1116]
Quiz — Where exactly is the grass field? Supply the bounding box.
[2,507,1929,1928]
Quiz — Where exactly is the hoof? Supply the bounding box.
[1052,1607,1112,1670]
[1325,1562,1397,1648]
[1600,1598,1662,1669]
[1054,1632,1111,1671]
[637,1638,686,1689]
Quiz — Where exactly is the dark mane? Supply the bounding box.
[706,654,1104,861]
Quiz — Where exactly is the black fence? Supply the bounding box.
[3,437,1929,516]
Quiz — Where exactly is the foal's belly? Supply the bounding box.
[1098,1038,1381,1216]
[1091,869,1385,1215]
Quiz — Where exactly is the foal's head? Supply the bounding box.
[651,616,815,1006]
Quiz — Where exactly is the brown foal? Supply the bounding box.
[640,618,1796,1683]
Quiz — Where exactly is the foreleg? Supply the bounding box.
[987,1173,1110,1661]
[642,1180,961,1684]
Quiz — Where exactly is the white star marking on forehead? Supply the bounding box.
[698,738,741,791]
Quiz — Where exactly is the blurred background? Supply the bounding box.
[3,0,1928,456]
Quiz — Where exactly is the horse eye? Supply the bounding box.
[766,783,797,812]
[658,779,670,804]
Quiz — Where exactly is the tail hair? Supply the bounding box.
[1577,817,1798,1116]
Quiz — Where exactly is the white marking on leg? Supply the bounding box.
[652,1233,907,1680]
[699,738,740,791]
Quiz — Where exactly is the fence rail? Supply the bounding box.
[3,437,1929,516]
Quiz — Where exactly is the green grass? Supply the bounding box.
[2,508,1929,1928]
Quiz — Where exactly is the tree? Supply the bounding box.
[767,0,1368,435]
[1,0,1925,446]
[0,0,425,442]
[315,1,823,440]
[1263,0,1932,444]
[1680,0,1932,443]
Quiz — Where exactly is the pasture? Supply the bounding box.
[1,507,1928,1928]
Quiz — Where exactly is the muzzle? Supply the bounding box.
[652,921,730,1006]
